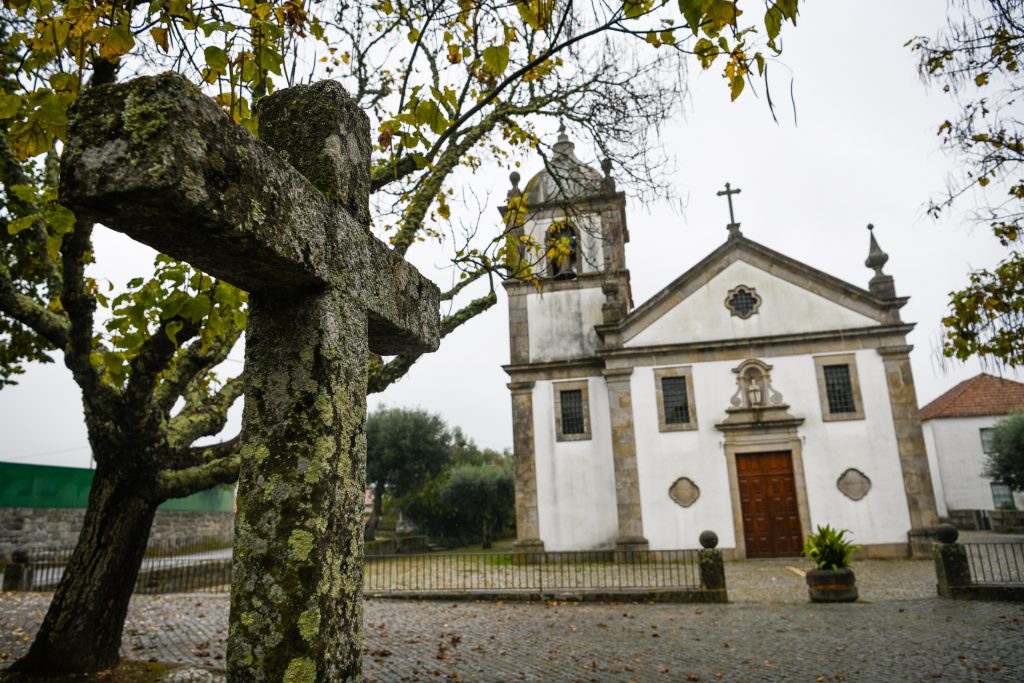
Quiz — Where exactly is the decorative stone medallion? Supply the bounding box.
[668,477,700,508]
[837,468,871,501]
[725,285,762,319]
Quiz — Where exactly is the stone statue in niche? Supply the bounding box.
[729,358,785,409]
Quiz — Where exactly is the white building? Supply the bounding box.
[921,373,1024,527]
[502,134,939,559]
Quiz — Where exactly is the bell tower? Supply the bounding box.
[501,130,632,367]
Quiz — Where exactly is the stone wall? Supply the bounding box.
[0,508,235,558]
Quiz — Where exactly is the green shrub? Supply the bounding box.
[803,524,860,571]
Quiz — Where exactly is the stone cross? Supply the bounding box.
[716,181,742,238]
[60,72,440,682]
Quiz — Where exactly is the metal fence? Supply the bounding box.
[6,543,706,597]
[963,542,1024,585]
[5,535,233,593]
[363,549,702,596]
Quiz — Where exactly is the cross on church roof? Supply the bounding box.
[716,182,742,239]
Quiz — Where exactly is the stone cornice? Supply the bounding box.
[597,323,915,365]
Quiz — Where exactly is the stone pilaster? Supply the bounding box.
[878,346,940,536]
[508,381,543,551]
[507,289,530,365]
[603,368,648,551]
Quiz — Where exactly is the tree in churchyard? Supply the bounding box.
[365,406,452,540]
[910,0,1024,366]
[440,462,515,549]
[984,412,1024,492]
[0,0,800,674]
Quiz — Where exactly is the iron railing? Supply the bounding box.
[4,534,233,593]
[6,543,706,597]
[963,542,1024,585]
[363,549,702,596]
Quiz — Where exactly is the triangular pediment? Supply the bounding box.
[618,237,906,349]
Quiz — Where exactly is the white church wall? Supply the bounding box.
[624,260,879,348]
[631,349,912,550]
[921,421,949,517]
[925,415,1023,511]
[532,378,620,550]
[631,363,738,550]
[527,287,605,362]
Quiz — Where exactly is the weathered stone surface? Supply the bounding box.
[508,381,543,550]
[60,72,439,355]
[668,477,700,508]
[61,72,442,682]
[603,368,647,550]
[837,468,871,501]
[0,508,234,559]
[877,346,940,531]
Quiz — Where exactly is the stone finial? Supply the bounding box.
[864,223,896,299]
[601,157,616,192]
[553,124,574,156]
[507,170,522,200]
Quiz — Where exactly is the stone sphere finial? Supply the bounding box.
[699,530,719,549]
[936,523,959,544]
[510,170,521,187]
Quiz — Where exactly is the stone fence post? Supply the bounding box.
[2,549,34,592]
[697,531,728,602]
[933,524,971,598]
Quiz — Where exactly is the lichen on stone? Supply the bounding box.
[297,607,321,644]
[288,529,315,562]
[283,657,316,683]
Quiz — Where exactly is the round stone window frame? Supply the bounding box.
[724,285,762,319]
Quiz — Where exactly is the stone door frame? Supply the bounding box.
[723,430,811,560]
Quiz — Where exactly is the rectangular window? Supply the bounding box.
[814,354,865,421]
[823,365,857,414]
[980,428,996,455]
[560,390,585,435]
[991,482,1016,510]
[654,366,698,431]
[553,380,591,441]
[662,376,691,425]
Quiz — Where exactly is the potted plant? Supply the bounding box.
[803,524,860,603]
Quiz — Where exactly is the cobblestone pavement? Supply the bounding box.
[2,559,1023,682]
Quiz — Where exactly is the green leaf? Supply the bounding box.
[8,185,36,204]
[42,204,75,234]
[414,99,448,135]
[0,94,22,119]
[7,215,37,235]
[693,38,717,69]
[99,24,135,61]
[204,46,229,71]
[165,320,185,346]
[678,0,711,35]
[482,45,510,75]
[765,5,782,41]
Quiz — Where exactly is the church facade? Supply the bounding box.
[502,134,939,559]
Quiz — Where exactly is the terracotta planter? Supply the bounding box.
[806,567,858,603]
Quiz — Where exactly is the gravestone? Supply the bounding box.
[60,72,440,682]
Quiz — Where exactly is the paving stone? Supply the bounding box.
[1,559,1022,681]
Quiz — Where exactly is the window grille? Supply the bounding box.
[661,376,691,424]
[991,483,1016,510]
[560,389,585,435]
[726,287,760,318]
[823,364,857,414]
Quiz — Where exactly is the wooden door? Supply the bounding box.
[736,451,803,558]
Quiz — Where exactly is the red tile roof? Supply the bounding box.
[919,373,1024,421]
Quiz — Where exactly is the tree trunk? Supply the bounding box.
[482,517,492,550]
[10,467,159,675]
[364,485,383,541]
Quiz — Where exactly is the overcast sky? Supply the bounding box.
[2,1,1020,468]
